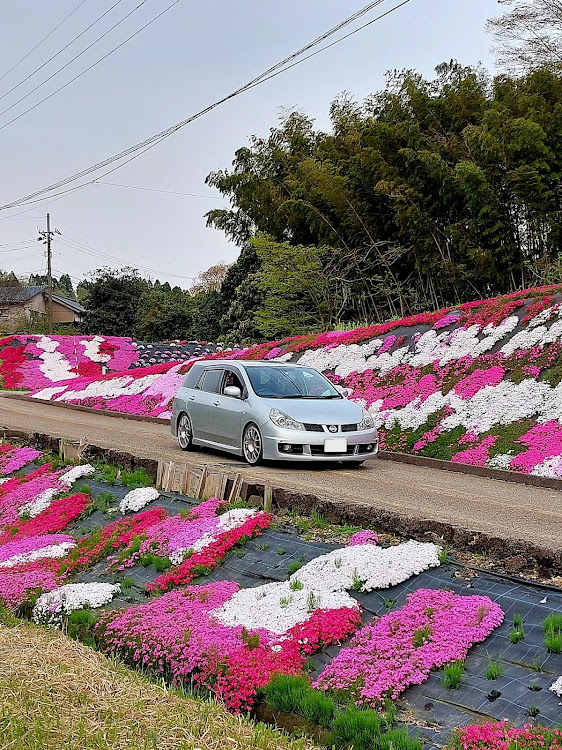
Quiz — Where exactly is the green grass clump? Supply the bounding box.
[139,553,171,572]
[287,560,303,575]
[543,612,562,653]
[120,467,153,489]
[330,706,421,750]
[442,660,464,689]
[509,613,525,644]
[65,608,99,646]
[264,675,335,728]
[486,657,504,680]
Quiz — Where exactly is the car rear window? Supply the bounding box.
[198,369,224,393]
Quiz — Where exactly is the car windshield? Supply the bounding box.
[246,366,342,399]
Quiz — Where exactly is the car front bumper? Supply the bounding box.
[261,425,380,462]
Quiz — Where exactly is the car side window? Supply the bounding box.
[221,369,244,396]
[198,369,224,393]
[182,365,203,388]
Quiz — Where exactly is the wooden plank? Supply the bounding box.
[218,472,228,501]
[263,482,273,512]
[196,467,208,499]
[228,473,242,503]
[204,472,220,500]
[156,460,164,490]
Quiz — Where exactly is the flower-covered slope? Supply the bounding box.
[0,334,139,390]
[30,285,562,479]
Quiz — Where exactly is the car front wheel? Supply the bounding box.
[177,413,193,451]
[242,423,263,465]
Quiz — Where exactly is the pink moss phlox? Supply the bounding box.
[148,511,272,591]
[0,533,74,563]
[453,366,505,400]
[455,721,562,749]
[348,530,378,547]
[451,435,499,467]
[314,588,504,707]
[96,582,361,711]
[510,420,562,474]
[0,558,59,608]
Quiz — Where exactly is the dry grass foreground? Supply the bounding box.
[0,614,314,750]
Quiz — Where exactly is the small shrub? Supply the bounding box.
[438,548,448,564]
[276,547,286,556]
[443,660,464,689]
[79,484,91,494]
[120,578,134,590]
[543,612,562,653]
[486,658,504,680]
[290,579,303,591]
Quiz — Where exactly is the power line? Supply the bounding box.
[56,220,205,270]
[0,0,410,211]
[0,0,182,131]
[0,0,90,86]
[0,0,126,103]
[92,180,227,199]
[56,234,200,279]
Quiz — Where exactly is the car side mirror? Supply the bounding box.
[224,385,242,398]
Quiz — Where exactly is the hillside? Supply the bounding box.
[0,335,224,390]
[27,285,562,479]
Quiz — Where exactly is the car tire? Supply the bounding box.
[346,460,365,468]
[242,423,263,465]
[177,413,193,451]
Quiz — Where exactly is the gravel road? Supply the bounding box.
[2,397,562,555]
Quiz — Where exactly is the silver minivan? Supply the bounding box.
[171,360,378,466]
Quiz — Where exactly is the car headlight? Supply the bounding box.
[269,409,305,431]
[358,409,375,430]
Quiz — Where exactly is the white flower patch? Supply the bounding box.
[531,455,562,478]
[487,452,514,471]
[59,464,95,488]
[380,391,448,432]
[441,379,550,435]
[213,541,441,635]
[81,335,111,363]
[32,385,68,401]
[550,675,562,698]
[119,486,160,514]
[33,582,120,626]
[0,541,75,568]
[213,580,356,634]
[55,374,161,402]
[295,540,441,592]
[36,336,77,382]
[19,488,60,518]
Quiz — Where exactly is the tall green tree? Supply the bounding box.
[81,268,149,336]
[206,64,562,330]
[136,288,193,341]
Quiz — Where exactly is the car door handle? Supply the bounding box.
[212,400,220,406]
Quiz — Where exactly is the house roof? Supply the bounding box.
[50,292,85,314]
[0,285,45,304]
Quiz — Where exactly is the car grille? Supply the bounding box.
[310,445,357,456]
[304,423,324,432]
[341,423,358,432]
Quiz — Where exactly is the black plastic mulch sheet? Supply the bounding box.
[61,482,562,745]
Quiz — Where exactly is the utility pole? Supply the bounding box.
[37,214,60,335]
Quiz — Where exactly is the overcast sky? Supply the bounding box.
[0,0,499,290]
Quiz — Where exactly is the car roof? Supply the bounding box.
[194,359,305,368]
